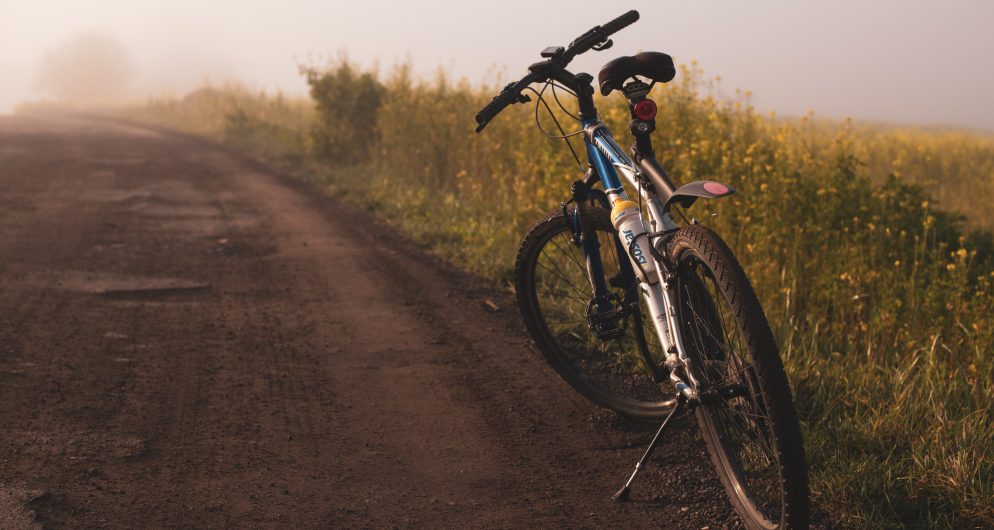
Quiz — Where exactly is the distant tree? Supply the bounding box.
[35,32,135,101]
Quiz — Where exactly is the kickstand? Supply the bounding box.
[613,394,686,502]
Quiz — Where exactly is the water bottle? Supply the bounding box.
[610,199,659,284]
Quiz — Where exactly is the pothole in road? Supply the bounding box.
[131,203,221,219]
[90,156,150,166]
[35,271,212,301]
[79,189,152,203]
[97,283,211,300]
[209,237,278,257]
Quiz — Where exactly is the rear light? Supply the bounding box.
[633,99,657,121]
[703,181,730,195]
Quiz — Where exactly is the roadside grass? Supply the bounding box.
[112,61,994,529]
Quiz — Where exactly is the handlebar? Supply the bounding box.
[474,10,640,132]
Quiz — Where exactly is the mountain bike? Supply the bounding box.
[475,10,810,529]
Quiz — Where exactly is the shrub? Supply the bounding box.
[302,61,385,165]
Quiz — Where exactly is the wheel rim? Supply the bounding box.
[530,218,674,410]
[676,256,784,527]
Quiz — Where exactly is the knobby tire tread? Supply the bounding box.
[668,225,810,529]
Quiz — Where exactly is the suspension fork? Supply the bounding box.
[570,180,610,299]
[572,180,641,315]
[587,187,641,308]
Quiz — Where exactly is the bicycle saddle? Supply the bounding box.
[598,52,676,96]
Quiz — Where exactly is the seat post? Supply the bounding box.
[621,80,677,199]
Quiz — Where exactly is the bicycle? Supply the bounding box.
[474,10,810,529]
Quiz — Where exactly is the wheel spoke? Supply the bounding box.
[535,254,586,298]
[548,232,587,276]
[525,209,673,415]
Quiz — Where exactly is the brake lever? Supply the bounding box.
[498,83,533,105]
[592,39,613,51]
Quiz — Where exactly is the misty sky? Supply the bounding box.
[2,0,993,130]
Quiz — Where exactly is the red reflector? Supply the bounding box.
[703,181,730,195]
[633,99,657,121]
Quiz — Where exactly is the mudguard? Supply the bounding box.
[663,180,736,209]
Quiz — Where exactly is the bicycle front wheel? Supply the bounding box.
[515,205,674,419]
[668,225,809,529]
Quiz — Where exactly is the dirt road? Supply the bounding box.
[0,115,739,528]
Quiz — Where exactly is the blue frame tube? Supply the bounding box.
[582,118,636,200]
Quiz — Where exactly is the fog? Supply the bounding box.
[2,0,993,130]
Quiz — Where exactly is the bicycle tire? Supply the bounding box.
[668,225,809,529]
[515,205,675,419]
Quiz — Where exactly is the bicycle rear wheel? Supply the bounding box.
[668,225,809,530]
[515,205,674,419]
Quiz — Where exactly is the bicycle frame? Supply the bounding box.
[578,115,704,400]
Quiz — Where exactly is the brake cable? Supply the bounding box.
[550,82,581,122]
[525,82,584,170]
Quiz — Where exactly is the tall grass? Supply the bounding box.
[126,82,313,162]
[120,61,994,528]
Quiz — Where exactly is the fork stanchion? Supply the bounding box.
[612,394,686,502]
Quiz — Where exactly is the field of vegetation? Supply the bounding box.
[119,61,994,528]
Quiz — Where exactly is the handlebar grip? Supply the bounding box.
[601,10,639,36]
[475,93,509,125]
[476,75,534,132]
[476,89,513,132]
